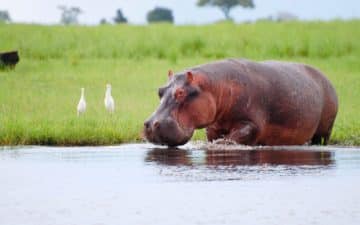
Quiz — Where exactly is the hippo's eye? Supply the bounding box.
[188,88,199,98]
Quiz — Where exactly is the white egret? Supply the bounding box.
[104,84,115,113]
[77,88,86,116]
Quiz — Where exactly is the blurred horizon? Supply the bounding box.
[1,0,359,25]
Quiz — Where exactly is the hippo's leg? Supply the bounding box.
[311,120,335,145]
[322,129,333,145]
[311,135,322,145]
[225,122,259,145]
[206,127,226,142]
[311,133,331,145]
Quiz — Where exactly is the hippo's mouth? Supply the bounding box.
[144,120,194,147]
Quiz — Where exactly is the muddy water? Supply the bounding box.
[0,143,359,225]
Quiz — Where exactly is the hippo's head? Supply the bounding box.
[144,70,216,146]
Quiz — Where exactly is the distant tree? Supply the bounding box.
[99,18,108,25]
[256,15,274,23]
[147,7,174,23]
[0,10,11,23]
[275,11,298,22]
[58,5,82,25]
[197,0,255,20]
[113,9,127,24]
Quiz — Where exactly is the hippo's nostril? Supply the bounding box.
[154,121,160,129]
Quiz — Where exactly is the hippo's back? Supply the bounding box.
[192,59,337,109]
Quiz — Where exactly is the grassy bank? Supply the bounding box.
[0,21,359,145]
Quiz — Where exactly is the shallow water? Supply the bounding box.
[0,143,359,225]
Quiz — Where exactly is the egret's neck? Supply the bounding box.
[106,88,112,96]
[81,89,85,98]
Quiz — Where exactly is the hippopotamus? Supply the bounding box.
[143,59,338,147]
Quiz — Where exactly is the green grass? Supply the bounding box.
[0,21,359,146]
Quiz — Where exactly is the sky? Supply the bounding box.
[1,0,359,25]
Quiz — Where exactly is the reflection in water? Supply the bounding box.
[145,147,335,181]
[206,149,333,166]
[145,148,192,166]
[146,148,334,166]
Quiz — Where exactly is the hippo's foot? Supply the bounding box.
[212,138,238,145]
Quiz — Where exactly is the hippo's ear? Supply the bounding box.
[186,71,194,84]
[168,70,174,80]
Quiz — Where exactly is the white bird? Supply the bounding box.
[104,84,115,113]
[77,88,86,116]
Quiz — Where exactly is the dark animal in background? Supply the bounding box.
[144,59,338,147]
[0,51,20,68]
